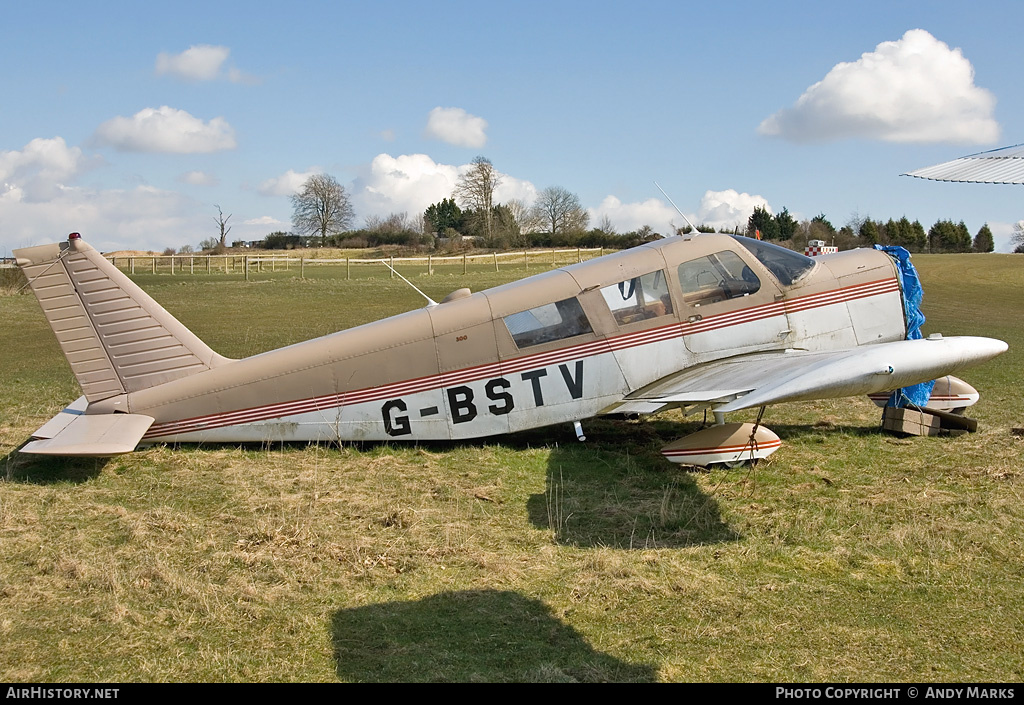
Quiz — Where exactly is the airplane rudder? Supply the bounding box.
[15,234,228,401]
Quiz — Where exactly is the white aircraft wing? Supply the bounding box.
[629,335,1007,413]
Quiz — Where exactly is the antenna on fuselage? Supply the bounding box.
[654,181,705,235]
[379,258,439,307]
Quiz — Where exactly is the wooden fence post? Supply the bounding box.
[130,257,135,275]
[390,256,394,278]
[493,252,498,272]
[463,254,467,275]
[301,257,305,280]
[245,255,249,281]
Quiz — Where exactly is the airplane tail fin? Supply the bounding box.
[15,234,230,403]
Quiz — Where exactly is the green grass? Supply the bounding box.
[0,253,1021,682]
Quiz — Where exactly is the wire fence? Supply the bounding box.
[100,248,608,280]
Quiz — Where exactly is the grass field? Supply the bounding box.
[0,252,1021,682]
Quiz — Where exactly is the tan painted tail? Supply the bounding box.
[15,234,230,403]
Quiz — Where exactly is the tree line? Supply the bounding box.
[171,157,1010,255]
[265,157,666,252]
[746,206,996,253]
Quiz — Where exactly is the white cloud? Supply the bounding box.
[94,106,237,154]
[243,215,284,226]
[0,137,243,253]
[758,29,999,144]
[257,168,321,197]
[494,174,538,205]
[588,189,771,234]
[351,153,460,218]
[0,183,208,253]
[589,196,679,234]
[155,45,230,81]
[226,66,260,85]
[695,189,772,230]
[178,170,218,186]
[348,153,539,222]
[423,107,488,148]
[988,220,1019,253]
[0,136,94,202]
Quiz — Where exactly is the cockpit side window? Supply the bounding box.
[503,297,593,348]
[677,251,761,306]
[730,235,815,286]
[600,270,674,326]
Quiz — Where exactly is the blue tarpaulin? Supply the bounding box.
[874,245,934,407]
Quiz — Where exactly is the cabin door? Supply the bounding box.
[673,248,788,362]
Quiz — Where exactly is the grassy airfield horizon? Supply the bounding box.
[0,251,1021,682]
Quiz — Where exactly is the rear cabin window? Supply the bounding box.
[730,235,815,286]
[600,270,674,326]
[503,298,593,348]
[677,251,761,306]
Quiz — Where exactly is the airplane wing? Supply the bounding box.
[21,397,154,457]
[623,335,1007,414]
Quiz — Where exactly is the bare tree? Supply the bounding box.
[291,174,355,244]
[214,205,232,253]
[364,212,415,233]
[1013,220,1024,253]
[596,214,617,235]
[506,198,542,235]
[532,186,589,234]
[453,156,501,240]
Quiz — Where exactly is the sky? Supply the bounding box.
[2,0,1023,255]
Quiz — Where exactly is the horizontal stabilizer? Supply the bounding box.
[21,412,154,457]
[28,396,89,439]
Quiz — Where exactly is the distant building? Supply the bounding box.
[805,240,838,256]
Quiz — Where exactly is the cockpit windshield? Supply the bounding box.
[730,235,816,286]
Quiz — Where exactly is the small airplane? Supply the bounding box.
[13,231,1007,465]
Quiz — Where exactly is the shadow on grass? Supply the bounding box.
[331,589,657,682]
[1,447,108,484]
[519,416,741,549]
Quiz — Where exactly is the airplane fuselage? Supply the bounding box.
[83,234,905,445]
